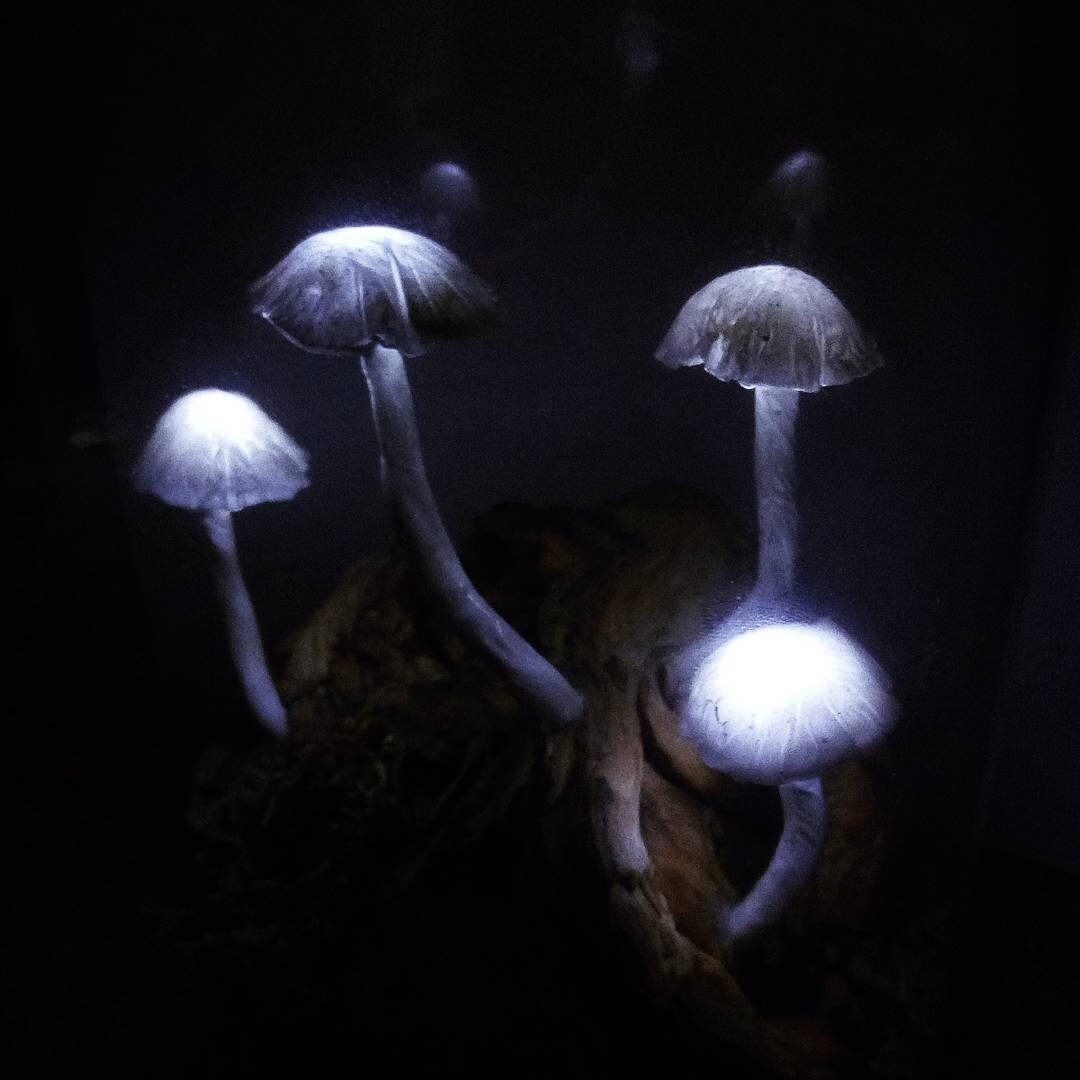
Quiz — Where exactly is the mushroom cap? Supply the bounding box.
[655,264,881,392]
[134,389,309,513]
[681,619,896,784]
[250,225,498,359]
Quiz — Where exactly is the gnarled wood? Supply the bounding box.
[189,485,900,1076]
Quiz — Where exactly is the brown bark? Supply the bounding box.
[190,485,902,1076]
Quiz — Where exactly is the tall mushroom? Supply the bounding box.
[134,388,309,737]
[655,264,881,601]
[655,266,891,943]
[250,225,583,727]
[683,618,895,942]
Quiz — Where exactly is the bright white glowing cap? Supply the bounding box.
[681,619,896,784]
[655,264,881,392]
[250,225,498,359]
[135,389,309,513]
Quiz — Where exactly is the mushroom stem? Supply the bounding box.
[360,343,584,727]
[752,386,801,599]
[203,509,289,737]
[720,775,826,944]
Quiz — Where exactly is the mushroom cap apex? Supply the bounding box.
[306,224,436,252]
[250,224,499,359]
[134,388,309,513]
[655,263,882,392]
[681,618,896,784]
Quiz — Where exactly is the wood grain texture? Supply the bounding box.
[188,484,902,1076]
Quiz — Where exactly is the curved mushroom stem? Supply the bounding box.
[203,510,289,738]
[752,386,801,600]
[719,775,826,944]
[360,343,584,727]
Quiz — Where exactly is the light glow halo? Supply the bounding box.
[681,619,895,785]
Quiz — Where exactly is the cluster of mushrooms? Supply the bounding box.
[135,224,895,953]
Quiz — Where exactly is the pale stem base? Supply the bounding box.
[204,509,289,737]
[360,344,584,727]
[720,775,827,943]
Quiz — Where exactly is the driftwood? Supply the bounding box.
[187,485,927,1076]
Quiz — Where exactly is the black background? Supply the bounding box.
[8,1,1077,1074]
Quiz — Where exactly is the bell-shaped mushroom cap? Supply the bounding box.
[134,389,309,513]
[250,225,499,359]
[655,264,881,392]
[681,619,896,785]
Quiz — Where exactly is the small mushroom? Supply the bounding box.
[656,264,881,600]
[682,618,896,943]
[134,388,309,737]
[418,162,482,241]
[251,225,583,727]
[742,149,830,263]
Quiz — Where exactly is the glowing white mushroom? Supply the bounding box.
[683,618,896,943]
[251,226,583,727]
[656,264,881,599]
[135,389,309,737]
